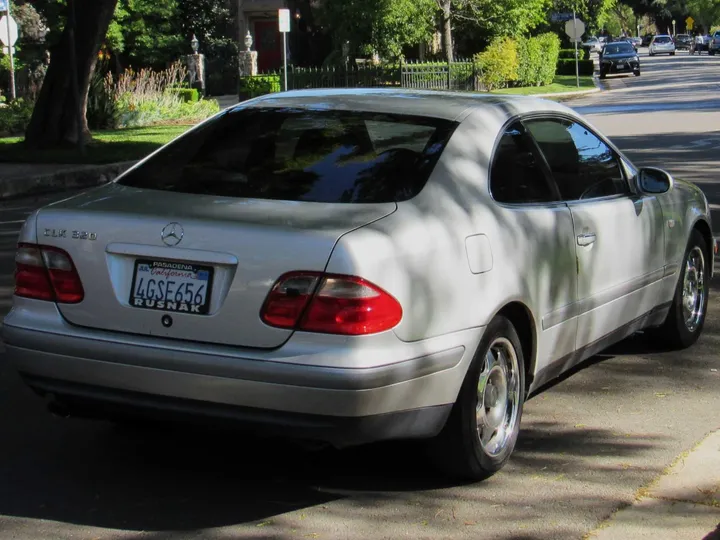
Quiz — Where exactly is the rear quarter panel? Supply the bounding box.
[326,104,579,371]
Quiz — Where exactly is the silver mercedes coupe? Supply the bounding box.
[2,89,714,480]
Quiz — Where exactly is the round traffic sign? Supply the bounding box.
[0,15,18,47]
[564,18,585,40]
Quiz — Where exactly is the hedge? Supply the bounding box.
[238,75,281,99]
[170,88,200,103]
[475,37,519,91]
[556,59,595,76]
[476,33,560,89]
[558,48,588,60]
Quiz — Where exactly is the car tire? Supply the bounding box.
[650,230,710,350]
[427,315,526,481]
[671,51,676,56]
[600,70,607,79]
[634,69,641,76]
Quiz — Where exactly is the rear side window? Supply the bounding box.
[525,118,628,201]
[490,123,556,204]
[118,108,457,203]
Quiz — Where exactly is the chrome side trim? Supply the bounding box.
[542,267,666,330]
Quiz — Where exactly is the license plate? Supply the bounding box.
[129,259,214,315]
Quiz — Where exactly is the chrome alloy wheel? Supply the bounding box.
[682,246,706,332]
[476,337,521,457]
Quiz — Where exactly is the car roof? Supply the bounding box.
[237,88,572,122]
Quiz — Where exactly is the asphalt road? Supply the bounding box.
[0,51,719,540]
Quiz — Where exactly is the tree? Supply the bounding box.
[437,0,551,63]
[24,0,118,148]
[318,0,436,61]
[686,0,720,31]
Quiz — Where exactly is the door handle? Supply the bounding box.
[577,232,596,246]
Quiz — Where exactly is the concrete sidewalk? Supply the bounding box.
[588,429,720,539]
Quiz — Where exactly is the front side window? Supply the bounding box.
[119,108,457,203]
[525,118,628,201]
[490,123,556,204]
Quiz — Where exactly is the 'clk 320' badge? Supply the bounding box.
[44,228,97,241]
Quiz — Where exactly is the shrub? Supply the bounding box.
[475,37,519,91]
[558,48,588,60]
[0,98,34,136]
[238,75,282,99]
[93,62,220,129]
[556,59,595,76]
[535,33,561,86]
[516,36,543,87]
[171,88,200,103]
[515,33,560,87]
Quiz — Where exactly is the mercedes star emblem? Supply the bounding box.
[161,222,184,247]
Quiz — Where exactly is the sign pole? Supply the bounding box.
[4,0,16,100]
[573,10,579,88]
[278,9,290,92]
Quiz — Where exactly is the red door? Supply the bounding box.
[254,20,283,72]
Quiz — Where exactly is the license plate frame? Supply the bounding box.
[129,259,215,315]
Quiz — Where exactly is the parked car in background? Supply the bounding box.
[2,89,714,481]
[626,36,642,50]
[710,31,720,55]
[600,41,641,78]
[675,34,692,51]
[642,34,655,46]
[583,36,603,53]
[650,35,676,56]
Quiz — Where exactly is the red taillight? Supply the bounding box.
[261,272,402,336]
[14,243,84,304]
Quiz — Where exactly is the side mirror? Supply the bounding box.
[637,167,673,194]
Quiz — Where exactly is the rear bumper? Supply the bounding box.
[2,300,481,446]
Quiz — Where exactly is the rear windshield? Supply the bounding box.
[604,43,634,54]
[118,107,457,203]
[655,36,671,43]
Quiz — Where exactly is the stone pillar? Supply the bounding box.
[238,51,258,77]
[186,53,206,94]
[239,30,258,77]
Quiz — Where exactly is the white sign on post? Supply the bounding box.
[564,18,585,40]
[0,15,18,47]
[278,8,290,33]
[278,9,290,92]
[564,16,585,89]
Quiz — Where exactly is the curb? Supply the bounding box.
[586,429,720,540]
[0,161,137,200]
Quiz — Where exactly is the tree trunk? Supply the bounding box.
[440,0,453,63]
[25,0,118,149]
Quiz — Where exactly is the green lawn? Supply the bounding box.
[0,124,193,165]
[492,75,596,95]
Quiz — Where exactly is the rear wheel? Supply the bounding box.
[429,316,525,481]
[651,230,709,349]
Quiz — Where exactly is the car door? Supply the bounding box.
[488,121,579,377]
[523,116,666,349]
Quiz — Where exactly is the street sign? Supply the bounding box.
[550,12,574,23]
[686,16,694,30]
[2,46,15,55]
[278,9,290,33]
[564,17,585,40]
[0,14,18,47]
[278,9,290,92]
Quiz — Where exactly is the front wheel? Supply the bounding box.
[428,316,526,481]
[634,69,641,76]
[651,230,710,349]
